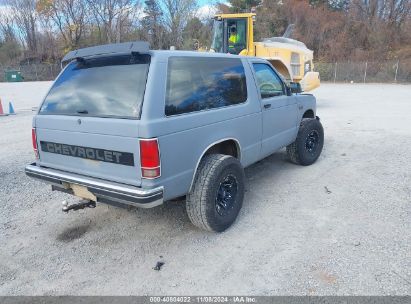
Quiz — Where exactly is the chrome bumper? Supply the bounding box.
[25,163,163,208]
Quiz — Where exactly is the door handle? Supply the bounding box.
[264,103,271,109]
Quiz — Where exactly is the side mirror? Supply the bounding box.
[289,82,302,94]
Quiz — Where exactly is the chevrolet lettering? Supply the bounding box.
[40,141,134,166]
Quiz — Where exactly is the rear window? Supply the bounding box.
[39,54,150,119]
[165,56,247,116]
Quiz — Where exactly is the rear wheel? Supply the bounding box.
[287,118,324,166]
[186,154,245,232]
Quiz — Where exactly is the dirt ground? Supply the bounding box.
[0,82,410,295]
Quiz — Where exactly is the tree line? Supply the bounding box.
[0,0,410,66]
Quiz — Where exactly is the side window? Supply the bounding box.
[165,57,247,116]
[253,63,285,99]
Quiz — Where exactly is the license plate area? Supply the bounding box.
[63,182,97,201]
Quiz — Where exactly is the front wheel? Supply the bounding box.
[186,154,245,232]
[287,118,324,166]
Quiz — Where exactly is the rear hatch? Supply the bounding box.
[34,54,150,187]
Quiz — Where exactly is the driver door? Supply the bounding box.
[252,62,299,157]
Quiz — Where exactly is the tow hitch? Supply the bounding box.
[62,199,96,213]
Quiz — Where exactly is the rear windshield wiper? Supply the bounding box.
[76,110,88,114]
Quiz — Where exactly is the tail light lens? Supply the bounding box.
[139,139,160,179]
[32,128,39,159]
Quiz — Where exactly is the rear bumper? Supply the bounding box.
[25,163,163,208]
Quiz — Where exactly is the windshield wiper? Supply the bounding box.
[76,110,88,114]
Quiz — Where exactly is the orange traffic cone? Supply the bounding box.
[0,98,8,116]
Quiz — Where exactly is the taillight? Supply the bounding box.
[32,128,39,159]
[139,139,160,179]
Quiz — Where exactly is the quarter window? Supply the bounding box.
[253,63,285,99]
[165,57,247,116]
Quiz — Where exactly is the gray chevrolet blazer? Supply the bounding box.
[25,41,324,232]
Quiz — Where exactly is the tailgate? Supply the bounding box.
[32,53,151,187]
[35,115,142,187]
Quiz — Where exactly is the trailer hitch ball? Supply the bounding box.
[62,200,69,212]
[62,199,96,213]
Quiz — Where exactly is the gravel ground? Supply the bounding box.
[0,82,410,295]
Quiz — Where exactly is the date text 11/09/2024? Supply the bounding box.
[149,296,257,303]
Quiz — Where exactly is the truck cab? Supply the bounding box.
[210,13,320,92]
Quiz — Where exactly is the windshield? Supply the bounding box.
[40,54,150,119]
[227,19,247,55]
[210,20,224,53]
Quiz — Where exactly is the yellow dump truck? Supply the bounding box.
[210,13,320,92]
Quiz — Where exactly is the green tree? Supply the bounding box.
[182,16,212,50]
[142,0,166,49]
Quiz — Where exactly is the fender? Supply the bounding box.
[189,137,242,192]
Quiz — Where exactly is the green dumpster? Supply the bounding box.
[4,70,23,82]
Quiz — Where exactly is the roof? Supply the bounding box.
[62,41,150,63]
[62,41,250,63]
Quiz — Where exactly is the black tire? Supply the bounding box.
[186,154,245,232]
[287,118,324,166]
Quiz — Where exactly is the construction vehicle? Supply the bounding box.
[210,13,320,92]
